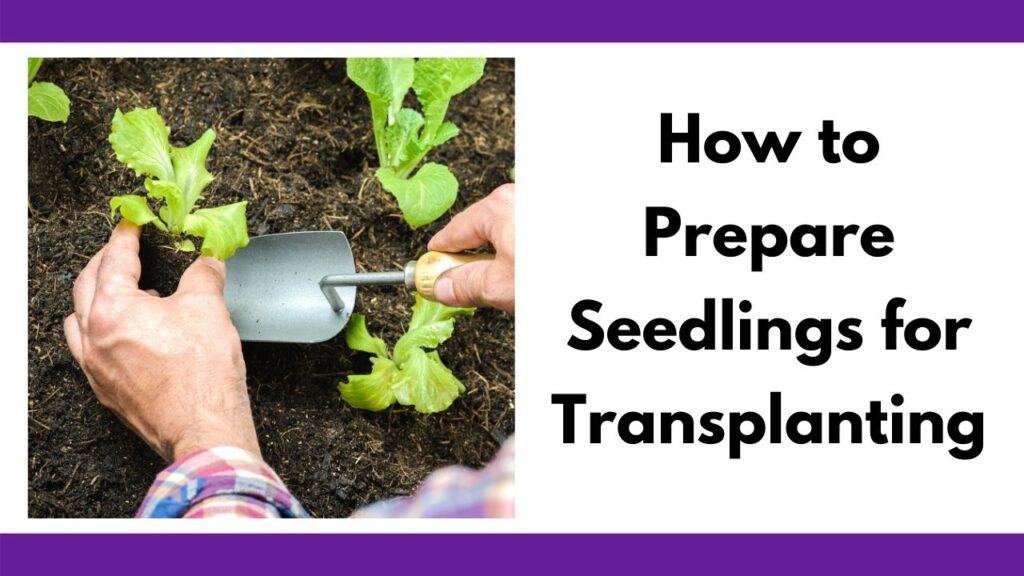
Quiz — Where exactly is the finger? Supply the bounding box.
[430,184,514,253]
[144,289,160,297]
[428,197,496,253]
[177,256,227,296]
[72,248,105,328]
[96,221,142,294]
[64,314,84,366]
[432,261,492,308]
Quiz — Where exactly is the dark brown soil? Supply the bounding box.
[28,58,515,518]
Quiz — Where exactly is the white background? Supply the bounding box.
[2,45,1022,532]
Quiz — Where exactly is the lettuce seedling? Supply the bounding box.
[28,58,70,123]
[108,107,249,260]
[339,294,475,414]
[347,58,486,228]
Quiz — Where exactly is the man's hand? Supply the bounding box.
[64,221,260,462]
[428,184,515,313]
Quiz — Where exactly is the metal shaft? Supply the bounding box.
[319,261,417,312]
[320,271,406,287]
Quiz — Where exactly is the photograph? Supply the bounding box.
[28,57,515,518]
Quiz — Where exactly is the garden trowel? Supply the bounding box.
[223,231,493,343]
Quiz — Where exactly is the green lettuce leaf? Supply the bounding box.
[391,349,466,414]
[28,58,43,84]
[393,296,475,364]
[144,179,186,233]
[171,128,216,216]
[339,357,399,412]
[346,314,389,357]
[412,58,485,142]
[28,82,70,123]
[139,128,216,232]
[109,195,166,231]
[339,295,474,414]
[109,108,174,181]
[383,108,426,169]
[346,58,415,166]
[346,58,415,123]
[377,163,458,228]
[430,121,460,148]
[183,201,250,260]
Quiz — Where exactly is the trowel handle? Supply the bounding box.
[412,251,496,301]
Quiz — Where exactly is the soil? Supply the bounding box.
[28,58,515,518]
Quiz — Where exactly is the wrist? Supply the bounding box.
[170,418,261,463]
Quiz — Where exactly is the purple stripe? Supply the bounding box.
[1,0,1024,41]
[2,534,1022,575]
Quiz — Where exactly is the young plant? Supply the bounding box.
[28,58,70,123]
[339,294,474,414]
[108,107,249,260]
[347,57,486,228]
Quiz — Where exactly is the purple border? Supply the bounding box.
[2,534,1023,574]
[7,1,1023,571]
[2,0,1024,41]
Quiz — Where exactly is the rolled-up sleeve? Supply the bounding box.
[137,446,307,518]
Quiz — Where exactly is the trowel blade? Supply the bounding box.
[224,231,356,343]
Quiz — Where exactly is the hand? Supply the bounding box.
[428,184,515,313]
[64,221,260,463]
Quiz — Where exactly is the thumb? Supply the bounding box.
[177,256,227,296]
[432,261,491,308]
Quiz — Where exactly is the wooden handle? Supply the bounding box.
[414,251,495,301]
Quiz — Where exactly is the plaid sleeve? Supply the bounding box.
[136,446,308,518]
[352,436,515,518]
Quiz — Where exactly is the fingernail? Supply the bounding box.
[434,277,455,304]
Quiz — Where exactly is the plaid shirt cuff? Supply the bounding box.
[136,446,308,518]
